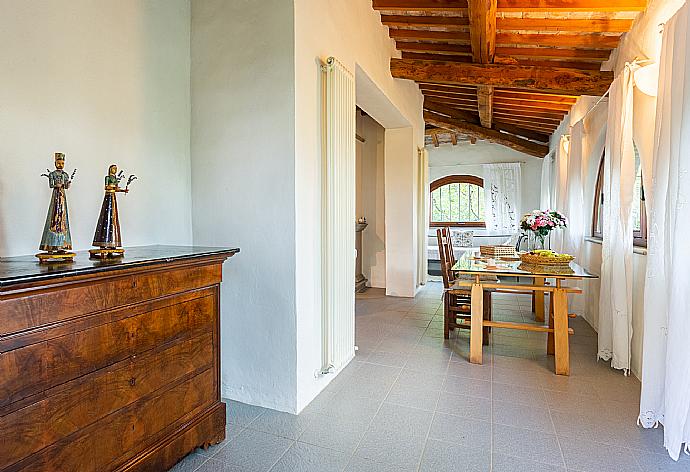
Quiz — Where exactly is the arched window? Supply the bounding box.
[430,175,485,227]
[591,144,647,246]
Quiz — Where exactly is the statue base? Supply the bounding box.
[89,248,125,259]
[35,251,77,264]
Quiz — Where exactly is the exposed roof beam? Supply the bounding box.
[381,15,470,29]
[432,133,440,147]
[424,99,481,124]
[391,58,613,95]
[495,46,611,60]
[477,85,494,127]
[391,30,619,49]
[468,0,496,128]
[468,0,496,63]
[373,0,469,12]
[424,110,549,157]
[390,29,471,43]
[451,134,458,145]
[496,33,619,49]
[496,18,634,33]
[396,42,473,55]
[404,51,602,70]
[493,122,550,143]
[496,0,646,12]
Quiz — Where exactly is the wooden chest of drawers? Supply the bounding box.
[0,245,238,472]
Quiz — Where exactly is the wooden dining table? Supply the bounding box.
[451,252,598,376]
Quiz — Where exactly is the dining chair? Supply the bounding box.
[437,228,491,342]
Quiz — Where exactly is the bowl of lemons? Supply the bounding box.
[520,250,575,266]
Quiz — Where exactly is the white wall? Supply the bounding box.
[356,114,386,288]
[293,0,425,411]
[191,0,298,412]
[428,141,542,218]
[0,0,192,257]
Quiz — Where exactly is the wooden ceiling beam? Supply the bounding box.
[477,85,494,128]
[493,111,561,125]
[391,58,613,95]
[381,15,470,29]
[420,86,478,99]
[468,0,496,128]
[494,56,603,70]
[497,18,634,33]
[496,0,646,12]
[424,99,481,124]
[402,52,473,63]
[389,29,471,43]
[404,52,602,70]
[495,46,611,60]
[451,134,458,145]
[432,133,440,147]
[493,98,573,111]
[372,0,469,12]
[494,89,577,100]
[493,117,558,132]
[493,106,566,120]
[424,110,549,157]
[395,42,473,55]
[492,122,550,143]
[494,108,565,122]
[496,33,620,49]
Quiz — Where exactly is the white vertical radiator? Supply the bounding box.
[320,57,356,374]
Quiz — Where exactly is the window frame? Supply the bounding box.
[591,154,647,247]
[429,174,486,228]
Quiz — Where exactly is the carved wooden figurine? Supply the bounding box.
[36,152,77,263]
[89,164,136,259]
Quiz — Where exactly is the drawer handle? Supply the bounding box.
[129,377,136,387]
[131,280,137,289]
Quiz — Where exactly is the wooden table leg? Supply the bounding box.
[470,282,484,364]
[534,277,545,322]
[553,287,570,375]
[547,292,555,355]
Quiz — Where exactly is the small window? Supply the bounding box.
[430,175,485,227]
[591,144,647,247]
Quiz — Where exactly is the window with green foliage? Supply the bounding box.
[591,143,647,247]
[430,175,485,227]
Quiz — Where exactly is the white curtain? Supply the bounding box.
[540,150,555,210]
[597,65,637,373]
[484,163,522,232]
[639,4,690,460]
[552,135,570,252]
[417,148,429,286]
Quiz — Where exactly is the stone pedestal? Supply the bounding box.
[355,222,368,293]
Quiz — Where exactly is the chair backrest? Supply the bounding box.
[442,227,457,266]
[436,228,455,289]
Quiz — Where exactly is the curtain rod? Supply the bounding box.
[573,58,655,127]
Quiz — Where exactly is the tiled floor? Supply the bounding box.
[173,282,689,472]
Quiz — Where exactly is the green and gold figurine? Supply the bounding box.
[89,164,136,259]
[36,153,77,263]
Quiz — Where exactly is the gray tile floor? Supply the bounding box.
[173,282,689,472]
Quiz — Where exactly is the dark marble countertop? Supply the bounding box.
[0,245,239,288]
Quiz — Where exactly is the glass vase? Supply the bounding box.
[527,231,550,251]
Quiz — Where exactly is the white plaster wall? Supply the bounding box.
[427,141,543,215]
[384,128,418,297]
[191,0,297,412]
[356,114,386,288]
[293,0,425,411]
[0,0,192,257]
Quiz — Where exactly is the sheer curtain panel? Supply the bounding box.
[597,64,637,373]
[483,163,521,233]
[639,4,690,460]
